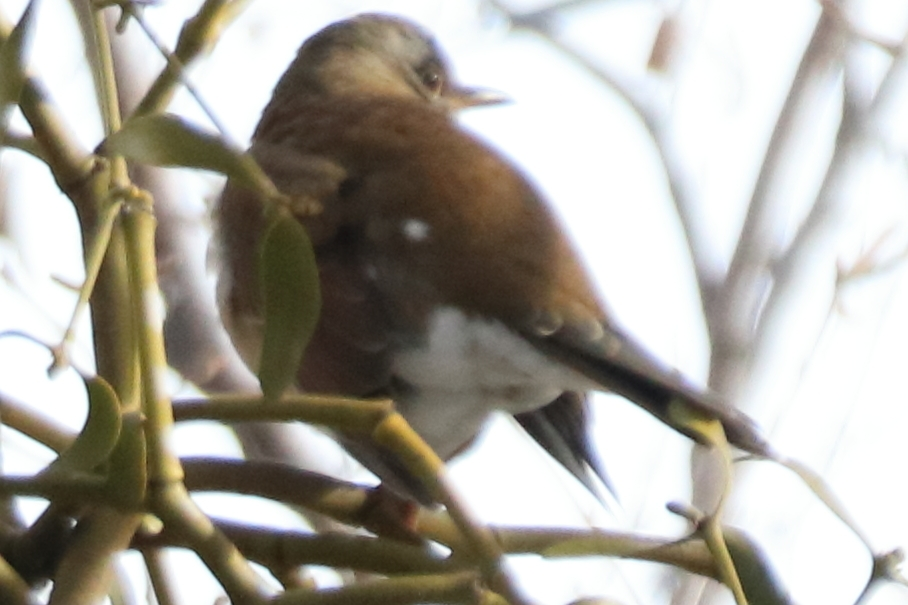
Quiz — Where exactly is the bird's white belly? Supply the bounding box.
[392,306,592,458]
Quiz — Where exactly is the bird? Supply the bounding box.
[214,13,768,503]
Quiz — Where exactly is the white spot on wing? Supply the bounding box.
[401,218,431,242]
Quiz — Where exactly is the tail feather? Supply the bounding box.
[521,327,771,457]
[514,391,616,503]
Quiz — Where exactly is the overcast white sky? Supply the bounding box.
[2,1,908,604]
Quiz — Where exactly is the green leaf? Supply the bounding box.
[724,527,793,605]
[0,0,39,135]
[257,212,321,399]
[100,113,265,188]
[41,376,122,476]
[104,412,147,507]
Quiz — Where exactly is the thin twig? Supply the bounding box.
[752,29,908,376]
[711,9,847,398]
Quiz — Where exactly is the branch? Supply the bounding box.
[711,9,847,399]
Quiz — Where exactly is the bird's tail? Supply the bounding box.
[522,328,772,457]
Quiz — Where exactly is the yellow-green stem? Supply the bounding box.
[121,203,182,484]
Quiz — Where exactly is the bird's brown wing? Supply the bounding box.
[218,137,401,397]
[218,139,440,500]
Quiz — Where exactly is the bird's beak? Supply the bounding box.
[443,85,511,110]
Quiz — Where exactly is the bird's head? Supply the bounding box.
[270,13,507,111]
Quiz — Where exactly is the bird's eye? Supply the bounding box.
[421,69,443,95]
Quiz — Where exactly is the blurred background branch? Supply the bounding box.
[1,0,907,604]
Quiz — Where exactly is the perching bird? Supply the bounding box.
[215,13,768,502]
